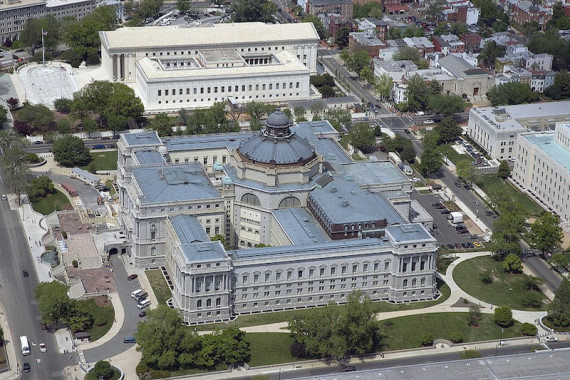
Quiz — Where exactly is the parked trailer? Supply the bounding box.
[61,183,78,197]
[448,212,463,224]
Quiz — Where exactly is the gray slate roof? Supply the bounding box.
[134,150,165,165]
[131,163,221,203]
[170,215,209,244]
[272,208,330,245]
[309,180,406,225]
[385,223,433,243]
[122,132,162,147]
[439,55,485,78]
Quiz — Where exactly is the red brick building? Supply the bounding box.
[307,0,353,19]
[510,1,552,30]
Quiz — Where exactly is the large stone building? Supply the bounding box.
[99,23,320,112]
[0,0,96,43]
[512,123,570,225]
[467,101,570,161]
[306,0,353,19]
[116,112,439,324]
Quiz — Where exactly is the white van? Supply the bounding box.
[131,289,143,299]
[137,299,151,310]
[20,336,30,355]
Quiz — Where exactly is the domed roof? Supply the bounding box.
[238,134,316,166]
[266,110,291,127]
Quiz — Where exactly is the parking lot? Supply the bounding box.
[411,191,485,250]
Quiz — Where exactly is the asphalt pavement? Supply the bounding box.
[0,169,73,379]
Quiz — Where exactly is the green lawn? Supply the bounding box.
[246,333,301,367]
[476,175,543,216]
[438,144,471,164]
[31,189,72,215]
[382,313,523,351]
[453,256,548,310]
[145,269,172,304]
[437,256,458,275]
[77,297,115,342]
[105,180,116,196]
[195,280,450,331]
[81,151,118,171]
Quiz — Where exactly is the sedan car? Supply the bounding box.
[423,119,435,125]
[431,202,443,207]
[39,343,47,353]
[23,270,29,277]
[138,311,147,318]
[434,204,447,209]
[340,365,356,372]
[457,229,469,234]
[23,362,31,373]
[545,335,559,342]
[441,209,451,214]
[454,243,462,249]
[473,242,482,248]
[127,274,138,281]
[447,244,455,250]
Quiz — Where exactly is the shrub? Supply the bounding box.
[522,293,543,309]
[480,270,493,284]
[72,260,78,268]
[420,333,434,347]
[289,341,306,358]
[502,253,523,273]
[91,360,113,379]
[24,153,41,164]
[450,331,464,343]
[521,322,538,336]
[460,349,481,359]
[136,363,149,376]
[494,306,513,327]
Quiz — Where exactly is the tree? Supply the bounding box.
[455,159,477,185]
[426,0,446,21]
[176,0,190,12]
[17,103,53,129]
[521,322,538,336]
[428,95,465,116]
[52,135,92,167]
[527,212,563,256]
[28,175,55,199]
[349,123,375,153]
[325,108,351,132]
[359,66,374,85]
[232,0,277,23]
[494,306,513,327]
[450,23,468,36]
[81,118,98,138]
[136,305,188,369]
[107,114,127,136]
[374,73,393,100]
[345,50,371,76]
[72,82,143,124]
[478,41,505,71]
[302,14,326,40]
[468,305,482,326]
[549,279,570,327]
[393,46,420,62]
[0,105,7,127]
[400,141,416,163]
[527,31,570,71]
[405,75,430,111]
[288,291,381,359]
[502,253,523,273]
[91,361,114,379]
[419,148,442,177]
[54,98,73,114]
[547,2,570,30]
[545,71,570,100]
[336,26,351,48]
[487,82,539,106]
[551,254,569,270]
[497,160,510,179]
[353,1,383,19]
[246,101,273,121]
[434,117,462,143]
[34,282,75,324]
[20,16,60,55]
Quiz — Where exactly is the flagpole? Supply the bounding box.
[41,28,45,66]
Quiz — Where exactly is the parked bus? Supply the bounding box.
[20,336,30,355]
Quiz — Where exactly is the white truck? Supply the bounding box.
[448,212,463,224]
[388,152,402,166]
[20,336,30,355]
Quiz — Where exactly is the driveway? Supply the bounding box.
[83,255,144,363]
[49,173,108,216]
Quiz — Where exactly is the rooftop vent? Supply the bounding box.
[341,200,349,207]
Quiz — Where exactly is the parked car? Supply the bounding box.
[466,243,475,249]
[39,343,47,353]
[431,202,443,207]
[461,243,469,248]
[404,128,411,134]
[473,242,482,248]
[92,144,105,149]
[545,335,559,342]
[1,194,6,201]
[434,204,447,209]
[464,184,471,190]
[457,229,469,234]
[468,234,477,239]
[40,323,48,330]
[127,274,138,281]
[23,270,29,277]
[441,209,451,214]
[423,119,434,125]
[340,365,356,372]
[23,362,31,373]
[447,244,455,250]
[454,243,462,249]
[138,311,147,318]
[454,182,462,188]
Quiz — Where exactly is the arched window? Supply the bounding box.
[216,298,221,307]
[197,300,202,308]
[403,279,408,288]
[150,224,156,240]
[279,196,301,208]
[241,193,261,206]
[412,278,417,287]
[206,299,212,307]
[420,277,425,286]
[150,246,156,256]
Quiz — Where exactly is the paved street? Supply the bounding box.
[0,169,73,379]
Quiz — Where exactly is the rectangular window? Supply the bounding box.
[298,270,303,279]
[165,89,169,96]
[331,267,336,275]
[276,272,281,280]
[287,271,292,280]
[158,90,161,96]
[320,268,325,276]
[242,275,248,284]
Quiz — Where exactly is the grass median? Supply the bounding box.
[145,269,172,305]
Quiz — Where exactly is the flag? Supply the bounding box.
[42,29,48,36]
